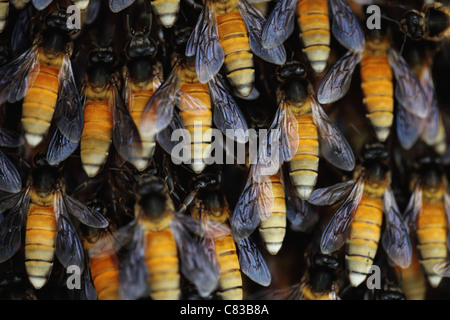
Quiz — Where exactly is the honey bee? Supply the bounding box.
[32,0,90,11]
[403,156,450,288]
[0,128,22,194]
[261,0,364,74]
[80,45,141,177]
[396,246,427,300]
[0,9,83,150]
[109,0,180,28]
[258,60,355,201]
[185,0,286,98]
[308,142,412,287]
[396,45,446,155]
[89,171,230,300]
[0,152,108,290]
[318,24,429,142]
[400,2,450,42]
[140,45,249,174]
[122,14,164,171]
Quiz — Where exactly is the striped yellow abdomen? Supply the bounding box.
[25,202,56,290]
[80,97,113,177]
[258,172,286,255]
[416,202,447,288]
[288,111,319,200]
[22,65,60,147]
[301,286,333,300]
[145,229,180,300]
[128,86,157,171]
[297,0,330,74]
[89,251,120,300]
[360,54,393,142]
[398,248,426,300]
[214,234,243,300]
[346,195,383,287]
[178,80,212,174]
[151,0,180,28]
[217,10,254,98]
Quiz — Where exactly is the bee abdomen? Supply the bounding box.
[360,55,394,142]
[80,101,113,177]
[214,234,243,300]
[151,0,180,28]
[416,203,447,288]
[345,196,383,287]
[90,254,120,300]
[259,174,286,255]
[217,11,254,98]
[178,83,212,174]
[145,230,180,300]
[289,114,319,200]
[398,249,426,300]
[0,0,8,32]
[25,204,56,290]
[297,0,330,74]
[22,65,59,147]
[129,90,157,171]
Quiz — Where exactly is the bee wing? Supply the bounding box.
[329,0,365,53]
[0,127,21,148]
[0,189,29,263]
[403,181,422,237]
[54,192,86,273]
[388,49,428,118]
[185,0,224,83]
[311,95,355,171]
[140,64,178,135]
[0,45,39,104]
[433,261,450,278]
[46,128,80,166]
[209,75,249,144]
[156,109,190,163]
[175,213,231,239]
[171,217,220,298]
[382,184,413,269]
[238,0,287,65]
[395,104,422,150]
[109,0,135,12]
[86,0,101,25]
[118,222,150,300]
[320,176,364,254]
[317,50,360,104]
[11,4,35,56]
[111,82,143,166]
[0,150,22,193]
[62,192,109,228]
[236,237,271,286]
[261,0,297,49]
[419,65,440,144]
[307,179,355,206]
[32,0,53,10]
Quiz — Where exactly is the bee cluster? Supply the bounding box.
[0,0,449,301]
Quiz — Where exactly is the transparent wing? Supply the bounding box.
[307,179,355,206]
[140,63,178,135]
[329,0,365,52]
[236,237,271,286]
[311,95,355,171]
[0,128,21,148]
[46,128,79,166]
[118,222,149,300]
[55,192,86,273]
[109,0,136,12]
[419,65,440,144]
[11,3,35,56]
[156,110,190,164]
[209,75,249,144]
[86,0,101,25]
[320,176,364,254]
[171,217,220,298]
[0,44,39,104]
[403,181,422,238]
[433,261,450,278]
[175,213,230,239]
[395,104,422,150]
[185,0,224,83]
[317,51,360,104]
[382,184,413,269]
[32,0,53,10]
[239,0,286,65]
[111,81,143,166]
[388,49,428,118]
[0,189,29,263]
[261,0,296,49]
[62,192,109,228]
[0,149,22,193]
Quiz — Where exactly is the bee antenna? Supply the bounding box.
[380,14,401,28]
[399,33,407,56]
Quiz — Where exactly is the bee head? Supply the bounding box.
[88,45,116,66]
[276,61,307,82]
[401,10,425,40]
[32,152,58,193]
[136,175,167,218]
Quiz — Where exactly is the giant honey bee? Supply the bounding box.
[0,8,83,155]
[0,152,108,290]
[307,142,412,287]
[31,0,90,11]
[185,0,286,98]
